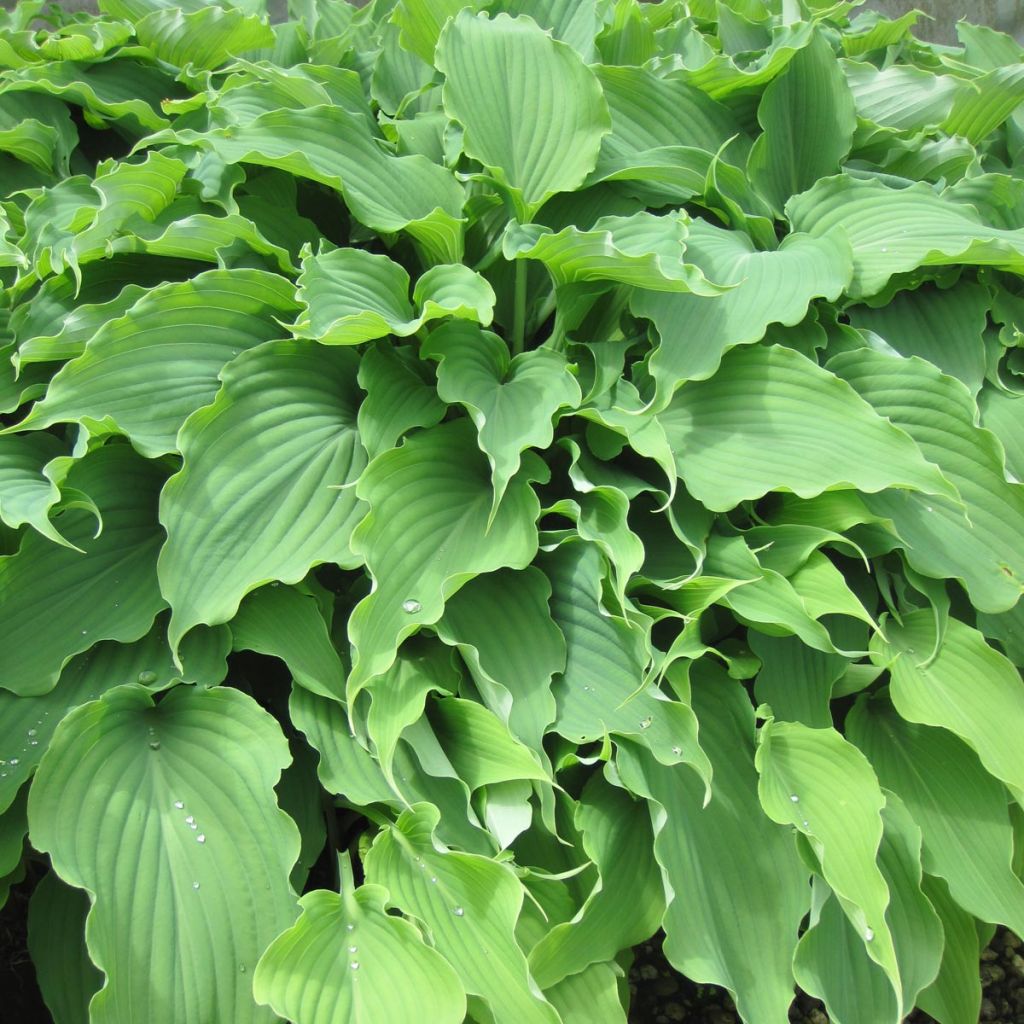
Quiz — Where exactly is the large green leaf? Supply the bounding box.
[347,418,541,694]
[435,10,610,218]
[0,432,75,548]
[423,322,581,514]
[657,344,953,512]
[871,610,1024,799]
[28,684,300,1024]
[847,695,1024,936]
[756,717,901,1013]
[253,881,467,1024]
[0,445,166,697]
[748,31,856,212]
[632,220,852,398]
[159,340,366,654]
[830,348,1024,613]
[12,270,299,456]
[617,671,809,1024]
[365,803,561,1024]
[787,175,1024,298]
[135,5,274,71]
[436,566,564,753]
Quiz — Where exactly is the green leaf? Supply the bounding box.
[756,717,901,1014]
[423,322,581,514]
[391,0,474,63]
[942,64,1024,143]
[27,872,102,1024]
[231,583,346,702]
[870,611,1024,799]
[787,175,1024,298]
[159,340,366,654]
[748,31,856,212]
[617,670,809,1024]
[543,541,711,779]
[172,105,465,261]
[751,633,848,728]
[657,344,953,512]
[502,212,725,294]
[135,5,274,71]
[28,684,300,1024]
[347,419,542,694]
[830,349,1024,613]
[793,795,943,1024]
[842,61,959,132]
[632,220,852,397]
[12,269,299,457]
[847,695,1024,937]
[544,961,626,1024]
[0,433,76,548]
[0,446,166,697]
[356,342,447,461]
[365,802,561,1024]
[253,883,467,1024]
[436,566,565,753]
[846,281,989,397]
[436,10,610,218]
[529,776,664,989]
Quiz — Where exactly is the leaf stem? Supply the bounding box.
[511,258,527,357]
[322,789,341,890]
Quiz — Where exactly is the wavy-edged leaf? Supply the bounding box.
[942,64,1024,144]
[748,31,856,212]
[391,0,474,63]
[542,540,710,780]
[617,671,808,1024]
[28,684,300,1024]
[253,881,466,1024]
[793,795,942,1024]
[847,281,989,397]
[503,211,723,294]
[27,872,102,1024]
[364,802,561,1024]
[135,5,274,71]
[831,348,1024,613]
[788,175,1024,298]
[231,583,345,702]
[159,340,366,653]
[842,60,959,132]
[871,611,1024,798]
[529,775,664,990]
[633,221,852,398]
[12,269,299,457]
[436,567,564,752]
[347,418,541,694]
[423,322,581,514]
[0,433,76,547]
[657,344,953,512]
[172,105,465,262]
[544,961,626,1024]
[415,262,496,325]
[356,343,446,460]
[0,446,166,697]
[847,694,1024,936]
[756,717,900,1012]
[436,9,610,218]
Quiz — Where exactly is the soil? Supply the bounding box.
[2,869,1021,1022]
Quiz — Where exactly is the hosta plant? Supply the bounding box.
[2,0,1024,1022]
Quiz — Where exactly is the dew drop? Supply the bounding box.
[430,876,438,884]
[81,630,87,635]
[639,716,653,729]
[197,833,206,844]
[138,670,157,685]
[864,927,874,942]
[192,881,200,891]
[350,961,360,971]
[671,745,682,756]
[401,599,421,614]
[239,965,246,974]
[802,819,810,828]
[185,815,195,825]
[148,740,161,750]
[0,773,6,779]
[26,729,36,738]
[174,801,184,810]
[790,794,800,803]
[9,758,18,766]
[452,906,465,917]
[189,822,198,830]
[348,945,357,954]
[29,740,38,747]
[880,247,888,253]
[925,506,934,513]
[346,924,355,932]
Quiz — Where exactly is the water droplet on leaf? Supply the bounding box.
[197,833,206,844]
[138,670,157,684]
[192,881,200,890]
[26,729,36,738]
[350,961,360,971]
[790,794,799,803]
[174,801,184,809]
[185,815,195,825]
[348,945,357,953]
[148,740,160,750]
[452,906,464,917]
[639,717,652,729]
[402,599,421,614]
[864,927,874,941]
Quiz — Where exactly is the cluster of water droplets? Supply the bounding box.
[790,795,811,830]
[1,716,47,779]
[413,855,464,918]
